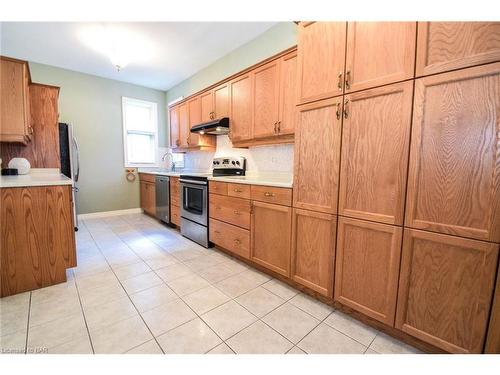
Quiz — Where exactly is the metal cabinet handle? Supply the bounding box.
[335,103,341,120]
[273,122,277,134]
[234,188,243,193]
[234,210,241,215]
[214,230,221,234]
[343,99,349,119]
[28,125,34,134]
[215,205,221,210]
[277,121,281,133]
[345,70,351,90]
[234,239,241,245]
[337,72,343,90]
[264,192,275,197]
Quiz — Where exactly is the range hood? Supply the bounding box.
[190,117,229,135]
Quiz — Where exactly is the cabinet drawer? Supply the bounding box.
[210,219,250,259]
[209,194,251,229]
[139,173,155,183]
[209,181,228,196]
[171,204,180,226]
[251,185,292,206]
[227,183,251,199]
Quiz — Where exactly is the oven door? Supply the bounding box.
[180,180,208,226]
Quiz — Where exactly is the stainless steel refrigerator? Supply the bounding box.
[59,123,80,231]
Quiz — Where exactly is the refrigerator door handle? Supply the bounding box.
[72,136,80,182]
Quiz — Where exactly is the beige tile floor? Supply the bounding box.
[0,213,422,354]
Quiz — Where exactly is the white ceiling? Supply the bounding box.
[0,22,277,91]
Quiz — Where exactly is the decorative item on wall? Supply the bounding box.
[125,168,137,182]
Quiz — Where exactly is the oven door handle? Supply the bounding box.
[179,179,208,186]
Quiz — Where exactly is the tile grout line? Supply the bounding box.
[24,291,32,354]
[73,272,96,354]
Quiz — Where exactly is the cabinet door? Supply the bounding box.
[0,59,30,143]
[345,22,416,92]
[485,269,500,353]
[278,51,298,135]
[297,22,347,104]
[229,73,253,142]
[291,208,336,297]
[252,59,280,139]
[416,22,500,76]
[141,182,156,216]
[187,96,201,146]
[335,217,402,326]
[200,90,214,122]
[293,98,342,214]
[178,102,189,148]
[339,82,413,225]
[405,63,500,242]
[213,82,229,119]
[250,201,292,277]
[169,105,180,148]
[396,229,499,353]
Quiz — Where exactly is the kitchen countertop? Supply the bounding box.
[138,168,293,188]
[0,168,73,188]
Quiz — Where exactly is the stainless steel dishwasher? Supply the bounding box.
[155,175,170,224]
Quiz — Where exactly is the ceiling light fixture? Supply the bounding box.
[78,24,155,72]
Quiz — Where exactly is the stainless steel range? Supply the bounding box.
[180,157,246,248]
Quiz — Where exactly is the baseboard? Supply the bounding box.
[77,208,143,220]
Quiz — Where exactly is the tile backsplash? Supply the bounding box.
[162,135,294,175]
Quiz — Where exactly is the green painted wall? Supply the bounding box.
[166,22,297,105]
[29,63,166,214]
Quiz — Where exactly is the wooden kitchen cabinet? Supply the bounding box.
[250,201,292,277]
[291,208,336,297]
[140,181,156,216]
[209,193,251,229]
[229,73,253,142]
[200,90,214,122]
[252,59,281,139]
[187,96,201,146]
[210,218,250,259]
[338,81,413,225]
[178,102,189,148]
[335,217,402,326]
[213,82,230,119]
[297,22,347,104]
[169,105,180,148]
[345,22,416,92]
[416,22,500,77]
[485,268,500,353]
[405,63,500,242]
[1,185,76,297]
[170,177,180,226]
[277,51,298,136]
[0,57,32,144]
[396,229,499,353]
[293,98,342,214]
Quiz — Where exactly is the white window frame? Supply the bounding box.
[122,97,159,168]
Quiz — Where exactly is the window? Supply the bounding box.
[122,97,158,167]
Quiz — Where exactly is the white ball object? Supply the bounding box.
[8,158,31,175]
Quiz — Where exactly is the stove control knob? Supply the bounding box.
[236,161,240,165]
[231,161,236,165]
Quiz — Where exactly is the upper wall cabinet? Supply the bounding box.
[405,63,500,242]
[187,96,201,146]
[169,105,180,148]
[252,59,281,139]
[416,22,500,77]
[278,51,298,136]
[213,82,230,119]
[293,98,342,214]
[339,81,413,225]
[229,73,253,142]
[200,90,214,122]
[345,22,416,93]
[297,22,347,104]
[178,102,189,148]
[396,229,499,353]
[0,57,32,144]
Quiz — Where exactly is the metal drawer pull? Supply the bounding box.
[345,70,351,90]
[337,72,343,90]
[343,99,349,119]
[234,210,241,215]
[264,192,275,197]
[214,230,221,234]
[233,188,243,193]
[234,239,241,245]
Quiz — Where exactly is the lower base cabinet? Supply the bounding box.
[291,208,336,297]
[170,204,180,226]
[335,217,403,326]
[209,218,250,259]
[1,185,76,297]
[485,270,500,353]
[250,201,292,277]
[140,181,156,216]
[395,229,499,353]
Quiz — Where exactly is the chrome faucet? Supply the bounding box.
[161,151,176,172]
